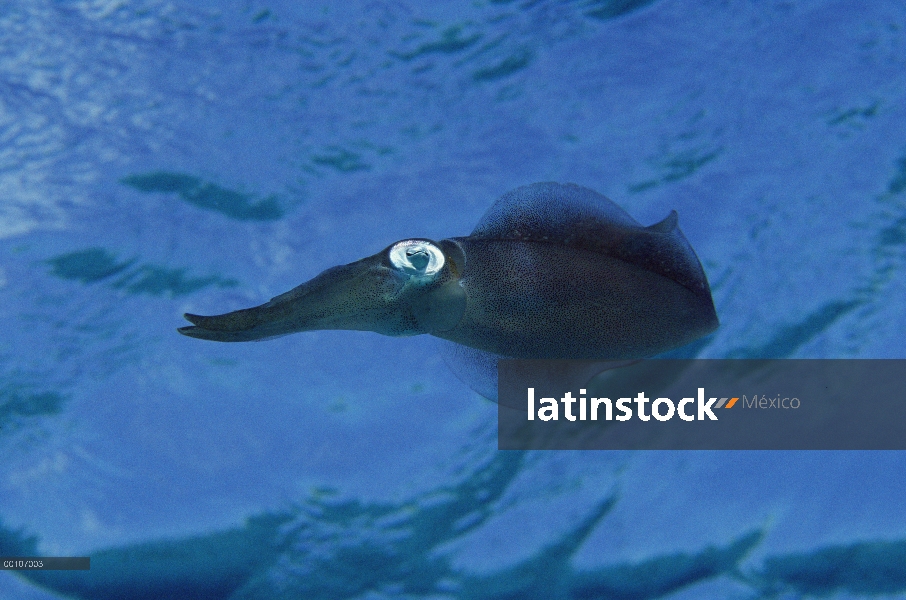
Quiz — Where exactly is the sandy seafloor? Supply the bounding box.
[1,0,906,598]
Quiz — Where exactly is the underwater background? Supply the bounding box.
[2,0,906,598]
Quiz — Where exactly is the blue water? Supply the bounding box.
[2,0,906,598]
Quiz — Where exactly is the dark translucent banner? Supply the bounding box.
[497,359,906,450]
[1,557,90,570]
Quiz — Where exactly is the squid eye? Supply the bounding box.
[389,240,445,278]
